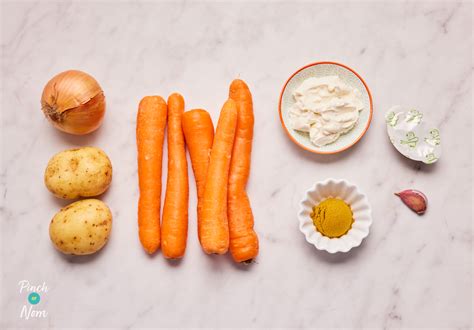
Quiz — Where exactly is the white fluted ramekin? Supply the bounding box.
[298,179,372,253]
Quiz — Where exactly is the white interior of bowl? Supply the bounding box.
[280,63,372,153]
[298,179,372,253]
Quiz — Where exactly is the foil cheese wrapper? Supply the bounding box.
[385,106,441,164]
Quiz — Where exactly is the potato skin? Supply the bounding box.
[49,199,112,255]
[45,147,112,199]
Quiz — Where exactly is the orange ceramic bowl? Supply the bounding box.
[278,61,373,154]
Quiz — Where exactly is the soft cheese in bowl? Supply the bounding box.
[289,76,364,147]
[279,62,373,154]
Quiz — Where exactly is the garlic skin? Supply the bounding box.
[41,70,106,135]
[395,189,427,215]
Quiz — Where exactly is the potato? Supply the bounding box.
[49,199,112,255]
[45,147,112,199]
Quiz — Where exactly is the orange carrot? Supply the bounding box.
[182,109,214,243]
[228,79,259,263]
[161,93,189,259]
[136,96,167,254]
[200,99,238,254]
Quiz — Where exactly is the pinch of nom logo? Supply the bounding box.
[18,280,48,320]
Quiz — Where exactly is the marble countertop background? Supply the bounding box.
[1,1,472,329]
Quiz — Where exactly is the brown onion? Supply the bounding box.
[41,70,106,135]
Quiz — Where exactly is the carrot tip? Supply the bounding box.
[144,249,157,255]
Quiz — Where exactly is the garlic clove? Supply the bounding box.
[395,189,427,215]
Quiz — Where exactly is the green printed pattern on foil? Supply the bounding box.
[405,109,423,124]
[425,153,438,164]
[400,131,418,148]
[386,111,399,127]
[425,128,441,146]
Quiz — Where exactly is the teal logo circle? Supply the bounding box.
[28,292,40,305]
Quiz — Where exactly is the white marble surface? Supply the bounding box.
[1,1,472,328]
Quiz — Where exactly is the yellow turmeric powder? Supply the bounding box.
[310,198,353,238]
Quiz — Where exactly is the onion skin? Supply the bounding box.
[41,70,106,135]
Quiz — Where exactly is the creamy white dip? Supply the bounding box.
[288,75,364,147]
